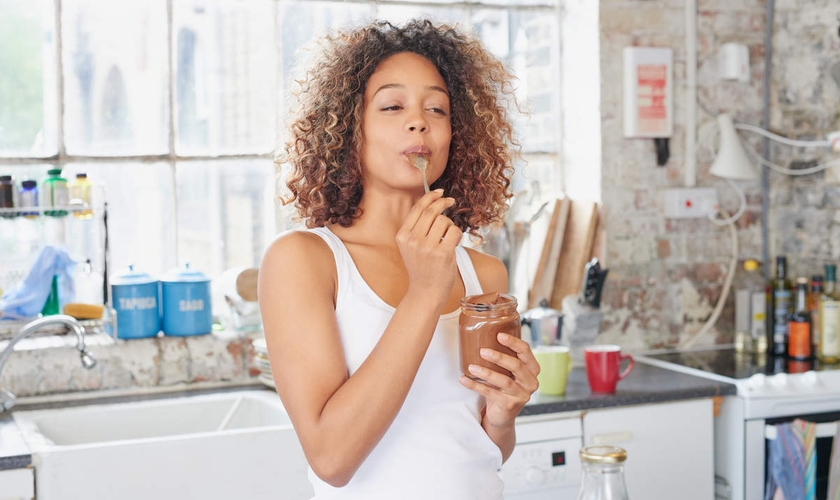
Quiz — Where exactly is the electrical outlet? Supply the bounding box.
[663,188,718,219]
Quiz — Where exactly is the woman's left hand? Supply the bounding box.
[459,333,540,429]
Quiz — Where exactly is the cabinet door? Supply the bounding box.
[582,398,714,500]
[0,468,34,500]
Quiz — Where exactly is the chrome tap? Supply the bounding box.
[0,315,97,413]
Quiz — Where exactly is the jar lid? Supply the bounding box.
[580,446,627,464]
[21,180,37,188]
[47,168,63,176]
[111,264,157,285]
[0,175,11,182]
[76,173,88,178]
[161,262,210,283]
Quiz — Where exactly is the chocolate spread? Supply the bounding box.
[459,292,521,380]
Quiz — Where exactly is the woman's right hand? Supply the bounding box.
[396,189,462,303]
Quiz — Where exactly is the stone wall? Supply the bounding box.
[596,0,840,349]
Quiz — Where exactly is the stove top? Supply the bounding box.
[640,347,840,381]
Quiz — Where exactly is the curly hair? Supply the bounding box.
[279,19,520,237]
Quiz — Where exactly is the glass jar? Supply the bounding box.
[459,292,520,380]
[42,168,69,217]
[578,445,630,500]
[0,175,15,218]
[18,180,38,218]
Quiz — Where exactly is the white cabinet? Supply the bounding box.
[0,468,34,500]
[582,398,714,500]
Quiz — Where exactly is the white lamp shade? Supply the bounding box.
[710,114,759,180]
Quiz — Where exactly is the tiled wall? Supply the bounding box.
[596,0,840,349]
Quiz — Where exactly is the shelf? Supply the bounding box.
[0,204,93,216]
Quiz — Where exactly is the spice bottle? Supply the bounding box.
[0,175,15,218]
[42,169,69,217]
[68,172,93,219]
[578,446,630,500]
[18,180,38,218]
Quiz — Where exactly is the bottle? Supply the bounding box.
[42,169,69,217]
[735,260,767,353]
[0,175,15,218]
[808,275,823,357]
[68,172,93,219]
[788,277,812,360]
[769,256,792,356]
[819,265,840,363]
[578,445,630,500]
[18,180,39,218]
[41,275,60,316]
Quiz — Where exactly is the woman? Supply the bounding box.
[259,19,539,499]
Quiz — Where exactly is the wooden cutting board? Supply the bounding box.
[236,268,259,302]
[528,199,570,309]
[549,201,599,310]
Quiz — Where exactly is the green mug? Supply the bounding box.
[534,346,572,395]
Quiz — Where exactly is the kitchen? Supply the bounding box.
[1,0,839,499]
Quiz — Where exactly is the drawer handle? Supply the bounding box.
[591,431,633,444]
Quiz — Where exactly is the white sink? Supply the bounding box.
[13,390,313,500]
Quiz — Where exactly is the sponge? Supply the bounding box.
[63,303,105,320]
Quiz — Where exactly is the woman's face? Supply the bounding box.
[360,51,452,193]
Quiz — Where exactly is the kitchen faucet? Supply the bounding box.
[0,315,97,413]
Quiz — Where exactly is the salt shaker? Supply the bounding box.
[578,445,630,500]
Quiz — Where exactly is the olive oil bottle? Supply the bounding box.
[769,256,792,356]
[819,264,840,363]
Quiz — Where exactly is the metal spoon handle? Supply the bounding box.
[421,169,430,193]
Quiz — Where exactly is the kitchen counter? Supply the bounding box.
[521,360,736,416]
[0,362,735,471]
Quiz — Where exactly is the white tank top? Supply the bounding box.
[305,227,504,500]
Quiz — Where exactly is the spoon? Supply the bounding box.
[408,153,430,193]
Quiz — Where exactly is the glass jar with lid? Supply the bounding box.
[578,445,630,500]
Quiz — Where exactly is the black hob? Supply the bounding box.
[641,347,840,381]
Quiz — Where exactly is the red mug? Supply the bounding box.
[584,345,634,393]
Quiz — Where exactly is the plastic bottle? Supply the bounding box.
[42,169,69,217]
[18,180,39,218]
[0,175,15,218]
[68,172,93,219]
[578,446,630,500]
[734,260,767,353]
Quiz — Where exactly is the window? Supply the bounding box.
[0,0,562,286]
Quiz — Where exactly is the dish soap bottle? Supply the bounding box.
[578,446,630,500]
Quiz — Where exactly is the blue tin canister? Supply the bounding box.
[160,263,212,336]
[111,265,160,339]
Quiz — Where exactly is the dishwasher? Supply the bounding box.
[500,413,583,499]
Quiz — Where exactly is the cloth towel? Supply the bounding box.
[828,422,840,500]
[765,419,817,500]
[0,245,76,320]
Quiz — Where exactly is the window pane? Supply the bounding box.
[476,9,559,154]
[278,1,374,147]
[175,160,275,279]
[0,0,58,157]
[61,0,168,156]
[65,162,176,277]
[376,5,467,26]
[174,0,277,156]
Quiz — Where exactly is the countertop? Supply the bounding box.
[520,360,736,416]
[0,363,736,471]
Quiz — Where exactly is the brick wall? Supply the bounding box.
[596,0,840,349]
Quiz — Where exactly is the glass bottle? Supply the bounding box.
[735,259,766,353]
[769,256,792,356]
[808,275,823,357]
[42,168,69,217]
[788,277,811,360]
[0,175,15,218]
[578,445,630,500]
[18,180,39,218]
[819,265,840,363]
[68,172,93,219]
